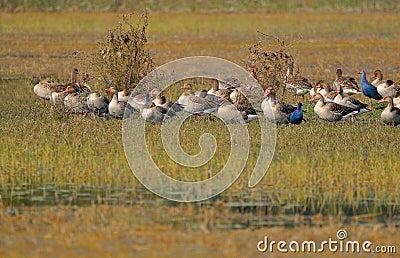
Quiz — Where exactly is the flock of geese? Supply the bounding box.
[33,68,400,126]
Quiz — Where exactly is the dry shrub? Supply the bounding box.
[85,10,155,90]
[246,33,299,96]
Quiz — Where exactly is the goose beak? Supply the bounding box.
[105,88,111,92]
[263,90,271,97]
[309,97,315,102]
[378,99,385,103]
[356,71,362,74]
[181,84,188,89]
[63,89,69,93]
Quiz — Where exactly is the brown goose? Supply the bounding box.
[108,91,133,119]
[379,96,400,126]
[105,86,131,102]
[333,85,371,115]
[87,91,109,117]
[33,68,79,100]
[153,95,184,116]
[310,93,359,122]
[141,102,170,123]
[333,68,360,95]
[63,85,89,115]
[177,91,218,115]
[284,66,313,100]
[316,80,337,101]
[371,70,400,98]
[261,87,296,124]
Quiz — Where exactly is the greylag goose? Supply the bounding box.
[108,90,133,119]
[181,83,202,97]
[87,91,109,117]
[33,68,79,100]
[63,85,89,115]
[141,99,170,123]
[105,86,131,102]
[153,95,184,116]
[333,68,360,95]
[124,88,160,111]
[261,87,296,124]
[333,85,371,115]
[217,98,258,123]
[177,91,218,115]
[310,93,359,122]
[315,80,337,101]
[371,70,400,98]
[284,66,312,100]
[379,96,400,126]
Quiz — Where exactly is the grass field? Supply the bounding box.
[1,11,400,257]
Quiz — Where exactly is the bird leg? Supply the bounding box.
[369,98,373,110]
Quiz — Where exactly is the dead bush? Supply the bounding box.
[85,10,155,90]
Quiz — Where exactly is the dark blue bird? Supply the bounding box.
[289,102,304,125]
[358,70,382,109]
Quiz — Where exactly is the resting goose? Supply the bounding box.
[87,91,109,117]
[357,70,382,110]
[105,86,131,102]
[125,88,161,111]
[379,96,400,126]
[141,100,170,123]
[33,68,79,100]
[63,85,90,115]
[217,98,258,123]
[310,93,359,122]
[261,87,296,124]
[153,95,184,116]
[180,83,202,97]
[108,91,133,119]
[178,91,218,115]
[334,68,360,95]
[371,70,400,98]
[316,80,337,101]
[284,66,313,100]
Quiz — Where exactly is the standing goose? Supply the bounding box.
[379,96,400,126]
[333,85,371,115]
[125,88,161,111]
[87,91,109,117]
[334,68,361,95]
[309,93,359,122]
[63,85,90,116]
[289,103,305,125]
[262,87,296,124]
[357,70,382,110]
[284,66,313,100]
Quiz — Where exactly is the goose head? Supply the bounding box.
[379,96,394,105]
[63,85,78,93]
[309,93,324,102]
[263,87,274,98]
[105,86,117,93]
[336,68,343,78]
[371,69,383,80]
[181,83,192,90]
[154,95,167,105]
